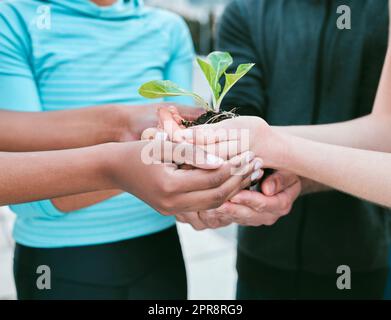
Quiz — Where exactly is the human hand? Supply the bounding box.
[179,170,301,229]
[175,210,233,231]
[117,103,203,141]
[175,116,284,168]
[106,140,264,215]
[217,170,301,226]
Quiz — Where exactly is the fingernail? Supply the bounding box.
[265,181,276,195]
[155,132,168,141]
[254,160,263,171]
[251,170,261,181]
[206,154,224,165]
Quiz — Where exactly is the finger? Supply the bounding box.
[216,215,234,226]
[176,118,242,145]
[225,157,264,200]
[175,106,204,121]
[225,168,264,201]
[141,128,161,141]
[215,202,254,225]
[232,181,301,216]
[152,140,225,169]
[176,156,260,211]
[172,151,256,192]
[199,140,251,160]
[199,210,230,229]
[158,106,185,141]
[231,190,272,213]
[172,150,255,192]
[216,202,278,227]
[172,143,225,169]
[261,171,300,196]
[176,211,208,231]
[175,213,187,223]
[167,105,187,128]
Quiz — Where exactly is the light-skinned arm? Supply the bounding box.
[180,90,391,211]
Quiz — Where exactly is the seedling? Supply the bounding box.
[138,51,255,126]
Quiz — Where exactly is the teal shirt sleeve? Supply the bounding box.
[0,6,61,218]
[163,15,195,106]
[0,6,41,111]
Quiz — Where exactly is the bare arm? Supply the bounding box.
[0,141,257,215]
[0,106,127,152]
[260,38,391,207]
[0,105,129,210]
[266,133,391,208]
[0,145,115,206]
[275,114,391,153]
[259,38,391,206]
[0,104,202,212]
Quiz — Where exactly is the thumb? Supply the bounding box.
[261,171,299,196]
[175,106,204,121]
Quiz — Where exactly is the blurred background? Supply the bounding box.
[146,0,231,54]
[0,0,238,300]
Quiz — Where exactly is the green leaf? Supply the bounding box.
[138,80,211,110]
[196,52,233,109]
[208,51,233,79]
[216,63,255,111]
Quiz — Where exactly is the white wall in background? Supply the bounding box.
[0,207,16,300]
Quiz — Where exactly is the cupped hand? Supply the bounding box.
[179,170,301,230]
[218,170,301,226]
[176,210,233,231]
[107,140,264,215]
[118,103,203,141]
[174,116,283,168]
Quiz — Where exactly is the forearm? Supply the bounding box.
[274,113,391,152]
[267,133,391,208]
[0,106,126,152]
[0,106,129,210]
[273,115,391,196]
[0,144,118,206]
[51,190,122,212]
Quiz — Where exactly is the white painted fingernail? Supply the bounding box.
[155,132,168,141]
[254,160,263,171]
[251,170,261,181]
[206,154,224,165]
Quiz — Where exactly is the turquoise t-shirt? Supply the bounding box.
[0,0,195,247]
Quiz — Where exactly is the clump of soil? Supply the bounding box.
[182,110,238,127]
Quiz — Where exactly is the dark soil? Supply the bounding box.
[182,111,237,127]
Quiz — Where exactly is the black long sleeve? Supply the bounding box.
[216,0,266,117]
[214,0,391,274]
